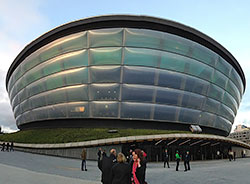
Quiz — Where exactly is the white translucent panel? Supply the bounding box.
[191,43,217,67]
[90,101,118,118]
[89,47,122,65]
[21,50,41,75]
[160,52,213,81]
[48,104,68,119]
[90,65,121,83]
[24,62,44,85]
[215,116,232,132]
[230,68,243,95]
[122,84,154,103]
[89,28,123,47]
[65,67,88,85]
[178,108,201,124]
[181,92,205,110]
[10,85,17,101]
[46,88,67,105]
[18,88,28,104]
[16,115,23,126]
[199,112,216,128]
[66,85,88,102]
[28,78,47,97]
[41,56,64,77]
[30,93,47,109]
[121,102,153,120]
[13,105,21,118]
[15,75,26,94]
[220,104,235,123]
[12,94,19,110]
[125,28,163,50]
[45,72,66,91]
[39,32,87,62]
[90,83,120,101]
[162,32,194,56]
[20,99,30,114]
[63,50,88,70]
[123,66,156,85]
[223,92,237,114]
[155,87,182,106]
[154,104,179,122]
[11,65,23,85]
[7,75,13,93]
[124,47,160,67]
[215,56,232,76]
[203,97,220,114]
[183,75,209,96]
[226,80,240,105]
[212,70,228,89]
[208,84,224,102]
[22,111,33,124]
[67,102,89,118]
[158,69,183,89]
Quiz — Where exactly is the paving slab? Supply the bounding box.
[0,151,249,184]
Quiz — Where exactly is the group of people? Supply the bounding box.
[171,150,191,172]
[80,147,192,183]
[98,148,147,184]
[1,142,14,152]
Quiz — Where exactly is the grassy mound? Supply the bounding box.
[0,128,189,144]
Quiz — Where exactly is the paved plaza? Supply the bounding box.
[0,151,249,184]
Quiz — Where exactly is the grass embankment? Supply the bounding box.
[0,128,189,144]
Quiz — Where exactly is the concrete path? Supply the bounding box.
[0,151,249,184]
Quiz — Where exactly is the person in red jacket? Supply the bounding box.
[130,149,146,184]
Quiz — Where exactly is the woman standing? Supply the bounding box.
[111,153,130,184]
[131,149,146,184]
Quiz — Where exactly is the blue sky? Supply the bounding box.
[0,0,250,132]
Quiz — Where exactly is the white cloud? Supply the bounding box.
[0,0,49,130]
[1,125,19,133]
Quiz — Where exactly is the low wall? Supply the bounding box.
[13,145,122,160]
[1,133,250,160]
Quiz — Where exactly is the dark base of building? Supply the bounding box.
[18,118,228,136]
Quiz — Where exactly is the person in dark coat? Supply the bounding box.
[6,142,10,152]
[111,153,130,184]
[98,149,117,184]
[102,150,107,157]
[127,149,133,163]
[184,151,191,171]
[130,149,146,184]
[10,142,14,151]
[163,149,170,168]
[98,148,102,160]
[1,142,5,151]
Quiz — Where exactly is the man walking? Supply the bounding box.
[1,142,5,151]
[81,148,87,171]
[10,142,14,151]
[163,149,170,168]
[175,150,181,171]
[184,151,191,171]
[98,149,117,184]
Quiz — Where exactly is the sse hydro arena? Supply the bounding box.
[6,15,250,161]
[5,15,249,160]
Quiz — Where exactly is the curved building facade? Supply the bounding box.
[6,15,245,136]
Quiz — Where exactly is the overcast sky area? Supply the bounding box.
[0,0,250,133]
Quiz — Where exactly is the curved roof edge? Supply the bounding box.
[5,15,246,92]
[7,133,250,150]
